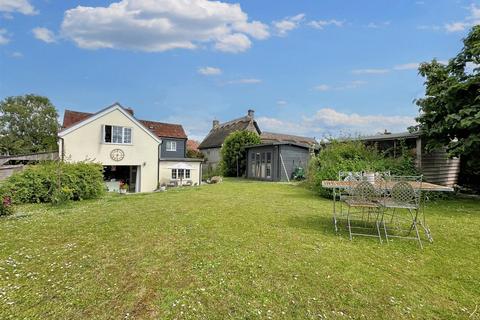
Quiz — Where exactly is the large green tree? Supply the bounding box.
[0,94,59,155]
[414,26,480,180]
[220,131,261,177]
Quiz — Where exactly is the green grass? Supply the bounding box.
[1,179,479,319]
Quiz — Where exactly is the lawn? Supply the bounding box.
[1,179,479,319]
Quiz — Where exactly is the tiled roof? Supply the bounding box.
[260,132,317,146]
[140,120,187,139]
[62,108,187,139]
[187,140,200,151]
[198,116,260,149]
[62,110,93,129]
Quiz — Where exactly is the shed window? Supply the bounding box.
[266,152,272,179]
[171,169,177,179]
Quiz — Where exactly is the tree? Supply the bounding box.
[413,26,480,181]
[186,149,204,159]
[220,131,261,177]
[0,94,59,155]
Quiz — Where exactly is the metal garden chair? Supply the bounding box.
[381,176,423,248]
[345,181,384,243]
[334,171,363,232]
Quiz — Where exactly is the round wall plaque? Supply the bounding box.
[110,149,125,161]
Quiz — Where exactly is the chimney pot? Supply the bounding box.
[125,107,134,116]
[247,109,255,118]
[213,119,220,129]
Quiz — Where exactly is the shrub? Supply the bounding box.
[308,140,418,198]
[202,165,222,180]
[220,131,261,177]
[0,195,13,216]
[3,161,105,205]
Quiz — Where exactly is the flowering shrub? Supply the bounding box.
[0,195,13,216]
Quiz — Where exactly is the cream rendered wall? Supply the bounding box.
[59,108,160,192]
[159,161,202,186]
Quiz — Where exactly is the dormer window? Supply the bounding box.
[104,125,132,144]
[166,141,177,151]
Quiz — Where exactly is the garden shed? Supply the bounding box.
[245,142,313,182]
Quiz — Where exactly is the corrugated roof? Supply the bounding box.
[62,108,187,139]
[352,131,421,142]
[245,142,313,150]
[260,132,317,146]
[198,115,261,149]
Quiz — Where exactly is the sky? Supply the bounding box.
[0,0,479,141]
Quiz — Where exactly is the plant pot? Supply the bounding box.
[119,189,127,194]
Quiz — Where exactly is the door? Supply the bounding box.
[129,166,138,192]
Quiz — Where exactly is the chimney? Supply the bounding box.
[247,109,255,118]
[124,107,135,116]
[213,119,220,129]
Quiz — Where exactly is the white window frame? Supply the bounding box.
[166,140,177,152]
[185,169,191,179]
[102,125,133,145]
[171,169,177,179]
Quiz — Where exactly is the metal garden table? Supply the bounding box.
[321,180,454,242]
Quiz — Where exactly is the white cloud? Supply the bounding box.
[393,62,419,70]
[353,62,420,74]
[305,108,415,129]
[444,4,480,33]
[341,80,367,89]
[352,68,389,74]
[258,116,316,136]
[60,0,269,53]
[272,13,305,36]
[314,81,366,91]
[417,25,441,31]
[32,27,56,43]
[366,21,390,29]
[11,51,23,58]
[0,0,37,15]
[198,66,222,76]
[277,100,288,106]
[226,78,262,84]
[214,33,251,53]
[257,108,416,137]
[314,84,331,91]
[445,21,469,32]
[308,19,344,30]
[0,28,9,45]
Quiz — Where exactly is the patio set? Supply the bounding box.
[322,172,454,248]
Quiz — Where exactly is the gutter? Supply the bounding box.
[59,137,65,161]
[157,139,162,189]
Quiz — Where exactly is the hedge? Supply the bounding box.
[0,161,105,209]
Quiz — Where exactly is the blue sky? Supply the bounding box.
[0,0,478,141]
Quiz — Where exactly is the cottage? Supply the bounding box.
[245,142,314,182]
[58,103,202,192]
[199,109,260,172]
[199,109,317,175]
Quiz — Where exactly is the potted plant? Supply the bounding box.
[119,182,129,194]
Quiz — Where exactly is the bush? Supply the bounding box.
[220,131,261,177]
[308,140,418,198]
[202,165,222,181]
[2,161,105,205]
[0,195,13,216]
